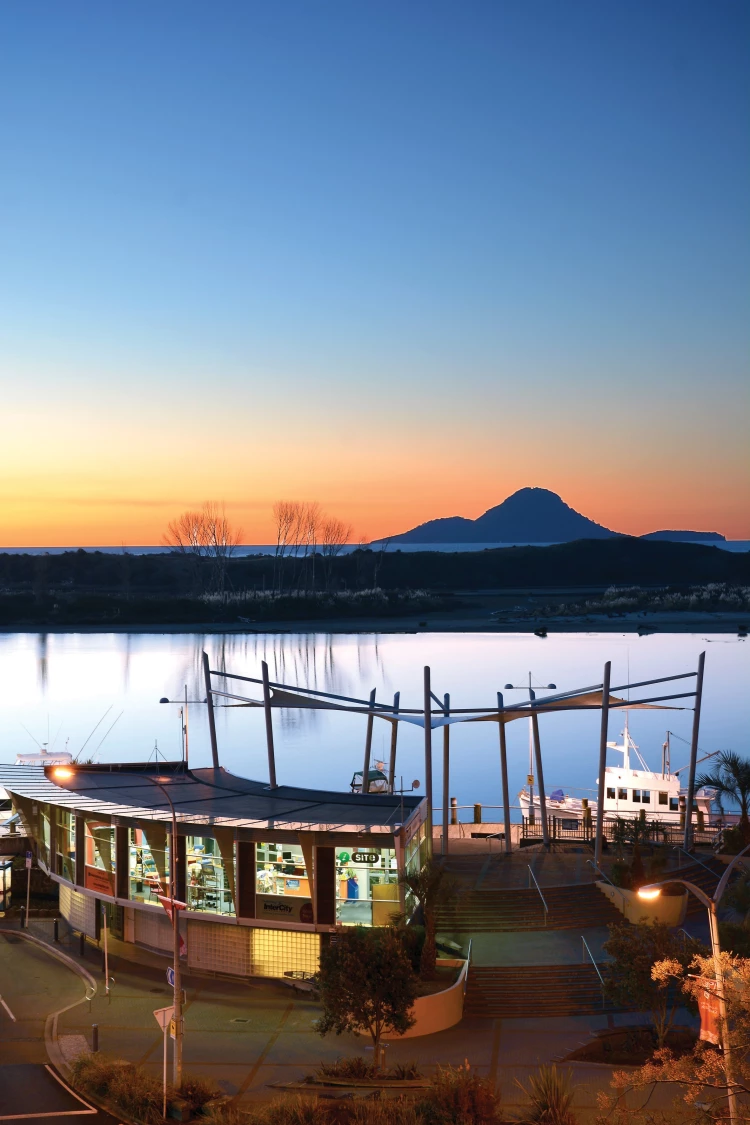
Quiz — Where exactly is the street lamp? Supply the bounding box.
[638,843,750,1125]
[51,765,186,1089]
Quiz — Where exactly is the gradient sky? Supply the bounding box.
[1,1,748,545]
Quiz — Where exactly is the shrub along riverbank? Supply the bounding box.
[0,538,747,627]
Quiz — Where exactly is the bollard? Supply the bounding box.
[19,906,26,930]
[473,803,482,824]
[80,931,86,957]
[450,797,458,826]
[92,1024,99,1053]
[53,918,59,943]
[697,809,705,833]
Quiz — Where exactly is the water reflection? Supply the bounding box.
[1,630,747,815]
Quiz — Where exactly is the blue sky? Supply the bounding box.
[0,1,748,543]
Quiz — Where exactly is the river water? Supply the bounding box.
[1,631,747,819]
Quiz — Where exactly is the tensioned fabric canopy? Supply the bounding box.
[209,685,682,729]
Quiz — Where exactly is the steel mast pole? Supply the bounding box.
[683,651,705,851]
[442,694,450,856]
[594,661,611,867]
[497,692,512,855]
[423,667,433,858]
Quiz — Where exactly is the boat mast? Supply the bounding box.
[662,731,670,778]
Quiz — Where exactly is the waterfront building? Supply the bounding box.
[0,761,425,979]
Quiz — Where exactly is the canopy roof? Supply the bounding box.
[0,763,423,835]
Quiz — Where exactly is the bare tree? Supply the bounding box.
[164,503,241,594]
[273,500,300,594]
[321,516,352,591]
[202,502,242,595]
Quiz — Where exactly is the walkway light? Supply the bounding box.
[52,767,74,780]
[637,886,661,900]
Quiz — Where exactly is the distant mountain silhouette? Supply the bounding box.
[641,530,726,543]
[381,488,620,544]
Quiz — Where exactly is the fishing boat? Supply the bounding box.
[518,717,716,826]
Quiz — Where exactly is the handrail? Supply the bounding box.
[581,936,606,1008]
[464,938,472,995]
[672,846,717,877]
[527,865,549,925]
[586,859,627,908]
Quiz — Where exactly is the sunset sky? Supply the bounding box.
[1,1,748,546]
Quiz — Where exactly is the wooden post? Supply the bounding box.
[361,689,377,794]
[202,651,220,769]
[261,660,277,789]
[529,691,549,847]
[497,692,512,855]
[442,694,450,856]
[594,661,611,867]
[388,692,400,793]
[683,652,706,851]
[424,666,433,856]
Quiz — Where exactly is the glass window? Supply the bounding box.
[659,792,669,806]
[255,842,308,897]
[187,836,235,916]
[632,790,641,803]
[670,797,680,811]
[56,808,75,883]
[129,827,169,906]
[334,847,398,927]
[84,821,116,895]
[641,791,650,804]
[39,805,51,869]
[618,788,627,801]
[606,787,616,800]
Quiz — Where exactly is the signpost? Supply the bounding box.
[153,1005,175,1118]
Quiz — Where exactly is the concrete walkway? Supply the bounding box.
[1,918,689,1122]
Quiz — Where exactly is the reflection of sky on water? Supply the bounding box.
[0,632,746,818]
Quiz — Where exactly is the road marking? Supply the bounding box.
[44,1065,98,1111]
[233,1002,294,1099]
[0,995,16,1021]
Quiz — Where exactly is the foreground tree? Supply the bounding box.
[597,952,750,1124]
[316,927,417,1068]
[400,863,458,980]
[697,750,750,842]
[602,921,705,1048]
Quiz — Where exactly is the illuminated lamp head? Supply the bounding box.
[637,886,662,900]
[52,767,74,781]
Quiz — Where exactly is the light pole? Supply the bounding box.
[52,765,186,1088]
[638,843,750,1125]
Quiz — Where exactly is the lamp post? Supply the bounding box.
[52,765,186,1088]
[638,843,750,1125]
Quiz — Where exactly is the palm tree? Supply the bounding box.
[696,751,750,839]
[399,863,457,980]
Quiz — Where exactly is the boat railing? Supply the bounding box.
[527,865,549,925]
[671,845,717,876]
[581,936,606,1008]
[586,859,627,909]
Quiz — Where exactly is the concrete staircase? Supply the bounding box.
[464,963,615,1017]
[437,883,624,933]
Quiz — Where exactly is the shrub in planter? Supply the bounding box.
[418,1061,501,1124]
[516,1064,576,1124]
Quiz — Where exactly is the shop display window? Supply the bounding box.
[129,827,169,906]
[39,805,51,869]
[334,847,399,927]
[56,808,75,883]
[186,836,235,916]
[255,842,309,897]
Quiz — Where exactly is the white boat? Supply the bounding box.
[1,746,74,809]
[518,716,716,826]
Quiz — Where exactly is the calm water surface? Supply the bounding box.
[0,632,747,818]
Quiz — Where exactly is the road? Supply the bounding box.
[0,932,121,1124]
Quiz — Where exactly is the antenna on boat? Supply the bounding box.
[662,731,670,778]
